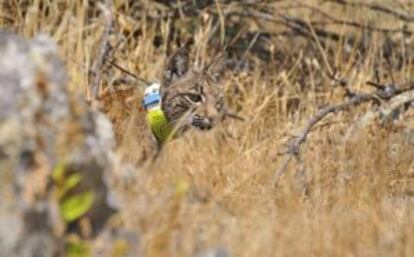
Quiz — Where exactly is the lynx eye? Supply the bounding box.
[186,94,202,103]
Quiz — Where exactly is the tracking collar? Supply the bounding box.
[142,82,173,143]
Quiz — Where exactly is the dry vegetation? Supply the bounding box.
[2,0,414,256]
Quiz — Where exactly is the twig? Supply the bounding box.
[89,0,114,101]
[326,0,414,23]
[223,109,245,121]
[367,81,414,100]
[236,31,261,70]
[274,78,414,186]
[273,93,376,185]
[380,89,414,119]
[247,10,341,41]
[280,3,412,35]
[109,60,151,86]
[344,86,414,141]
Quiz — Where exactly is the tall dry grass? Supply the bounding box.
[2,0,414,256]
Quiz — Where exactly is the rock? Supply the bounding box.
[0,30,118,256]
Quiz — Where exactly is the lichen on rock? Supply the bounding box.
[0,31,119,256]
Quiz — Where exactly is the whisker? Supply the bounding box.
[224,110,245,121]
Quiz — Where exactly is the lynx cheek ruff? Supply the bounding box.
[143,82,173,143]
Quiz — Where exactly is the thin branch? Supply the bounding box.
[273,78,414,185]
[223,109,245,121]
[326,0,414,23]
[343,84,414,141]
[109,60,151,86]
[273,93,376,185]
[89,0,114,101]
[281,3,412,35]
[247,10,341,41]
[379,88,414,119]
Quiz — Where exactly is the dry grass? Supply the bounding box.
[2,0,414,256]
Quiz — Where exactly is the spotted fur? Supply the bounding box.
[160,46,225,137]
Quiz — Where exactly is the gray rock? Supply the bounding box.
[0,30,118,256]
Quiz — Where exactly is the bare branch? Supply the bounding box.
[109,60,151,86]
[281,3,412,35]
[380,86,414,119]
[326,0,414,23]
[343,84,414,141]
[274,77,414,186]
[223,109,245,121]
[273,93,376,185]
[89,0,114,101]
[247,10,341,41]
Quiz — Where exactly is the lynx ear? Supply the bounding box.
[162,46,189,87]
[205,53,226,83]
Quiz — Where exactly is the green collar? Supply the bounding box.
[143,83,173,143]
[146,106,173,143]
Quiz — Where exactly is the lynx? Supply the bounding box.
[112,45,238,164]
[144,45,226,144]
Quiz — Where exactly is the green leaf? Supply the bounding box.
[64,174,81,193]
[60,191,95,222]
[52,162,66,183]
[66,238,90,257]
[56,173,82,200]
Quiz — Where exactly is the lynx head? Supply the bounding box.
[160,46,225,134]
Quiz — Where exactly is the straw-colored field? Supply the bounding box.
[2,1,414,256]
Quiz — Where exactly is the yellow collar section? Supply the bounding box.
[146,106,173,143]
[143,82,173,143]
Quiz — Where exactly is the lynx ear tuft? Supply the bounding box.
[205,53,226,83]
[162,46,190,87]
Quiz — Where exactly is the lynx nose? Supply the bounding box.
[202,117,213,129]
[192,116,213,130]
